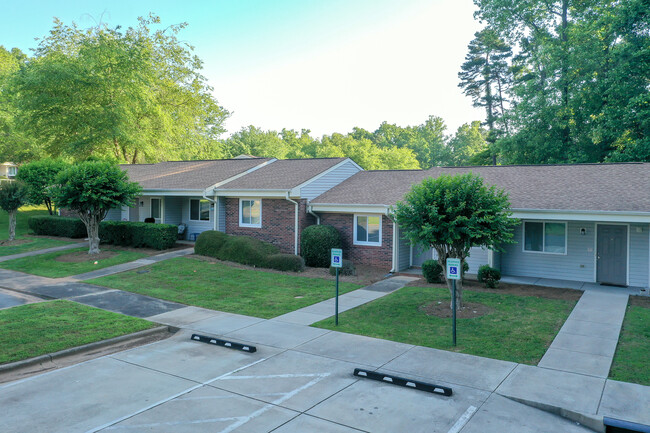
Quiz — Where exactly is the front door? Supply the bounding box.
[597,225,627,286]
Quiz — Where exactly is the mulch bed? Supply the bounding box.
[0,239,32,247]
[629,295,650,308]
[419,301,494,318]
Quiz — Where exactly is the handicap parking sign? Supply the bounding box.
[446,258,461,280]
[331,248,343,268]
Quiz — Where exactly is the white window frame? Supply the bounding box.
[353,214,382,246]
[150,197,163,222]
[189,198,211,222]
[522,220,568,255]
[239,198,262,228]
[7,166,17,177]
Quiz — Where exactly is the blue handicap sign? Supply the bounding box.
[449,266,458,275]
[333,256,340,264]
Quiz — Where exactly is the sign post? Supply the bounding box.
[446,258,461,346]
[331,248,343,326]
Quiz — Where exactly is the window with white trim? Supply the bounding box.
[523,221,567,254]
[354,214,382,246]
[239,199,261,227]
[150,198,162,220]
[7,166,17,177]
[190,199,210,221]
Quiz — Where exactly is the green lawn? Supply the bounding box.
[89,257,362,318]
[0,247,147,278]
[609,298,650,386]
[0,206,73,255]
[0,300,156,365]
[313,285,577,365]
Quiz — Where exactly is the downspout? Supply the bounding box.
[307,205,320,224]
[202,189,219,231]
[285,192,299,255]
[391,221,397,273]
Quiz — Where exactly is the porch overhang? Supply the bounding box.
[511,209,650,223]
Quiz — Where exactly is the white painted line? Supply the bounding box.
[218,373,329,380]
[85,357,268,433]
[447,405,478,433]
[103,417,244,430]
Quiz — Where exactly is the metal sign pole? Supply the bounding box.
[452,279,457,346]
[335,267,339,326]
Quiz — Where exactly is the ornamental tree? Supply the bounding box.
[16,158,69,215]
[393,172,518,308]
[0,181,27,241]
[53,160,141,254]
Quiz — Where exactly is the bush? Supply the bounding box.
[99,221,177,250]
[301,225,341,267]
[195,230,229,257]
[329,259,356,276]
[477,265,501,288]
[216,235,279,267]
[422,259,443,283]
[28,216,87,238]
[266,253,305,272]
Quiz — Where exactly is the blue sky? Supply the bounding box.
[1,0,485,138]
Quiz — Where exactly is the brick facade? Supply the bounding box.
[224,198,315,254]
[319,213,393,270]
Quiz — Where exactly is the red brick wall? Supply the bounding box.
[224,198,315,254]
[319,213,393,270]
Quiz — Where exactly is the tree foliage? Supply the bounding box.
[392,173,518,308]
[16,158,69,214]
[53,160,141,254]
[11,15,229,163]
[0,181,27,241]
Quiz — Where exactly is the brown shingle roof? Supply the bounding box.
[217,158,348,190]
[120,159,272,190]
[312,163,650,213]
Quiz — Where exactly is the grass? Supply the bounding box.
[89,257,363,319]
[0,300,156,365]
[0,206,73,255]
[0,247,147,278]
[609,297,650,386]
[313,285,577,365]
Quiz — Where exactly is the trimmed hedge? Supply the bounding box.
[329,259,356,276]
[27,216,177,249]
[477,264,501,288]
[422,259,443,283]
[266,253,305,272]
[300,225,341,267]
[28,216,86,238]
[99,221,177,250]
[195,230,229,257]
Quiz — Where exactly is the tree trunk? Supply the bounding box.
[435,247,464,310]
[8,210,17,241]
[79,211,101,254]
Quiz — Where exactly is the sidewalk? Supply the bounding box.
[0,241,88,263]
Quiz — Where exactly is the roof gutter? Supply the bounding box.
[285,192,299,255]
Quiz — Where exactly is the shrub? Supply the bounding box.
[216,235,279,267]
[28,216,87,238]
[477,265,501,288]
[301,225,341,267]
[195,230,229,257]
[422,259,443,283]
[329,259,356,276]
[99,221,177,250]
[266,253,305,272]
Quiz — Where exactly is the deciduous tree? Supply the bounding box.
[16,158,69,215]
[0,181,27,241]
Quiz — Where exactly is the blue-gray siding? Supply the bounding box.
[466,247,489,274]
[629,223,649,287]
[398,229,410,271]
[164,197,183,225]
[300,160,361,201]
[105,208,121,221]
[182,196,214,238]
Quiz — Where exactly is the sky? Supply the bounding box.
[0,0,486,138]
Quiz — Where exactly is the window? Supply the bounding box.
[190,199,210,221]
[7,166,16,177]
[354,214,382,246]
[523,221,566,254]
[150,198,161,220]
[239,199,261,227]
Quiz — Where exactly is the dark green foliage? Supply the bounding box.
[28,216,86,238]
[195,231,229,257]
[15,158,69,214]
[300,225,342,268]
[329,259,356,276]
[99,221,177,250]
[0,181,26,214]
[266,253,306,272]
[478,265,501,288]
[215,235,279,267]
[422,259,443,283]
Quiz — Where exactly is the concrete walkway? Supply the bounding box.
[538,288,629,377]
[0,241,88,263]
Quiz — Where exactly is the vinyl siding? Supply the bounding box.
[104,208,121,221]
[164,197,183,225]
[300,161,361,201]
[501,221,595,282]
[182,196,214,238]
[412,244,434,267]
[629,224,649,287]
[466,247,489,274]
[218,197,226,232]
[398,231,411,271]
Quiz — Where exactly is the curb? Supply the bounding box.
[0,325,178,374]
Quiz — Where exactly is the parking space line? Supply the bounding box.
[447,405,478,433]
